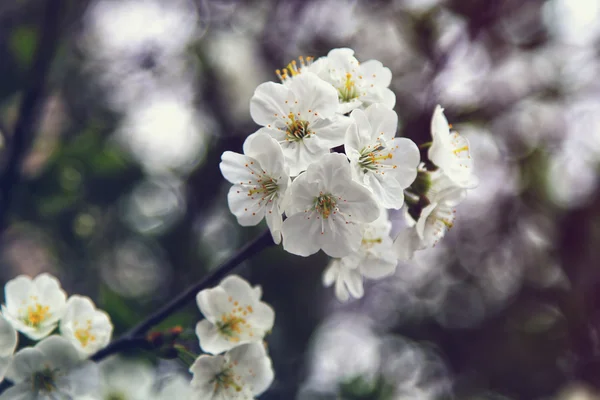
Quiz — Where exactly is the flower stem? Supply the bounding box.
[91,228,275,362]
[419,141,432,149]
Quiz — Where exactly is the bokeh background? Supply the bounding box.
[1,0,600,399]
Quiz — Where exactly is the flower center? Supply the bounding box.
[358,144,394,173]
[216,297,255,342]
[74,320,96,348]
[23,302,50,328]
[285,113,312,142]
[276,56,314,82]
[314,193,337,219]
[32,367,57,393]
[213,367,244,394]
[247,176,279,203]
[338,73,359,103]
[361,237,382,249]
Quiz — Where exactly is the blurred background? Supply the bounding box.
[1,0,600,398]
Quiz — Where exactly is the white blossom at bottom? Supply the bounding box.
[190,342,274,399]
[0,336,99,400]
[0,313,17,384]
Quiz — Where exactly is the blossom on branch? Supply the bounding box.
[220,132,291,244]
[1,273,67,340]
[60,295,113,356]
[282,153,380,257]
[250,72,349,176]
[428,105,478,189]
[0,336,99,399]
[323,209,397,301]
[345,104,420,209]
[196,275,275,355]
[190,342,274,400]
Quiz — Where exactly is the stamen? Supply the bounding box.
[275,56,314,82]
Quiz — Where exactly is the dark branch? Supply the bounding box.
[0,0,64,234]
[91,228,275,362]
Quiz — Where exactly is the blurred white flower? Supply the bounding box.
[323,210,398,301]
[60,295,113,356]
[428,105,478,188]
[190,342,274,399]
[282,153,380,257]
[98,357,155,400]
[220,132,291,244]
[311,48,395,114]
[1,273,67,340]
[196,275,275,355]
[0,313,17,383]
[1,336,99,399]
[156,374,194,399]
[345,104,420,209]
[116,93,208,175]
[394,171,465,258]
[250,72,349,176]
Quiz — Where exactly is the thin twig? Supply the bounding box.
[91,228,275,362]
[0,0,64,234]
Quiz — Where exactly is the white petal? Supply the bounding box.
[289,72,338,120]
[319,217,363,257]
[250,82,291,126]
[242,132,287,178]
[5,348,44,383]
[195,319,233,355]
[226,185,266,226]
[265,202,283,244]
[220,275,258,306]
[190,355,225,399]
[336,181,380,223]
[281,212,322,256]
[219,151,255,185]
[394,227,423,261]
[196,286,233,322]
[228,343,274,396]
[360,59,392,87]
[0,315,17,357]
[363,103,397,141]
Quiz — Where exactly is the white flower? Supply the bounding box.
[323,209,398,301]
[97,357,155,400]
[394,172,466,257]
[428,105,478,188]
[190,342,274,400]
[345,104,420,209]
[196,275,275,355]
[0,313,18,384]
[250,72,350,176]
[311,48,395,114]
[60,295,113,356]
[156,375,194,400]
[1,273,67,340]
[282,153,380,257]
[220,132,291,244]
[1,336,99,400]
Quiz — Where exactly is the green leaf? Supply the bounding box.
[9,26,38,68]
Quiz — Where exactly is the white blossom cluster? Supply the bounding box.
[220,48,478,302]
[191,275,275,399]
[0,273,113,399]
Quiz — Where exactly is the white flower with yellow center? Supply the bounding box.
[311,48,395,114]
[1,273,67,340]
[250,72,350,176]
[281,153,380,258]
[0,313,18,383]
[220,132,291,244]
[323,209,398,301]
[428,105,478,188]
[394,171,466,258]
[0,336,99,400]
[345,104,420,209]
[60,295,113,356]
[196,275,275,355]
[190,342,274,400]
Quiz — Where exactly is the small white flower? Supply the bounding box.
[98,357,155,400]
[190,342,274,400]
[60,295,113,356]
[323,209,398,301]
[345,104,420,209]
[1,273,67,340]
[220,132,291,244]
[428,105,478,188]
[1,336,99,400]
[196,275,275,355]
[0,313,18,383]
[311,48,395,114]
[282,153,380,257]
[156,374,194,399]
[250,72,350,176]
[394,172,466,257]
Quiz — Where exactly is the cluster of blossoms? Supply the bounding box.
[191,275,275,399]
[220,48,477,302]
[0,273,113,398]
